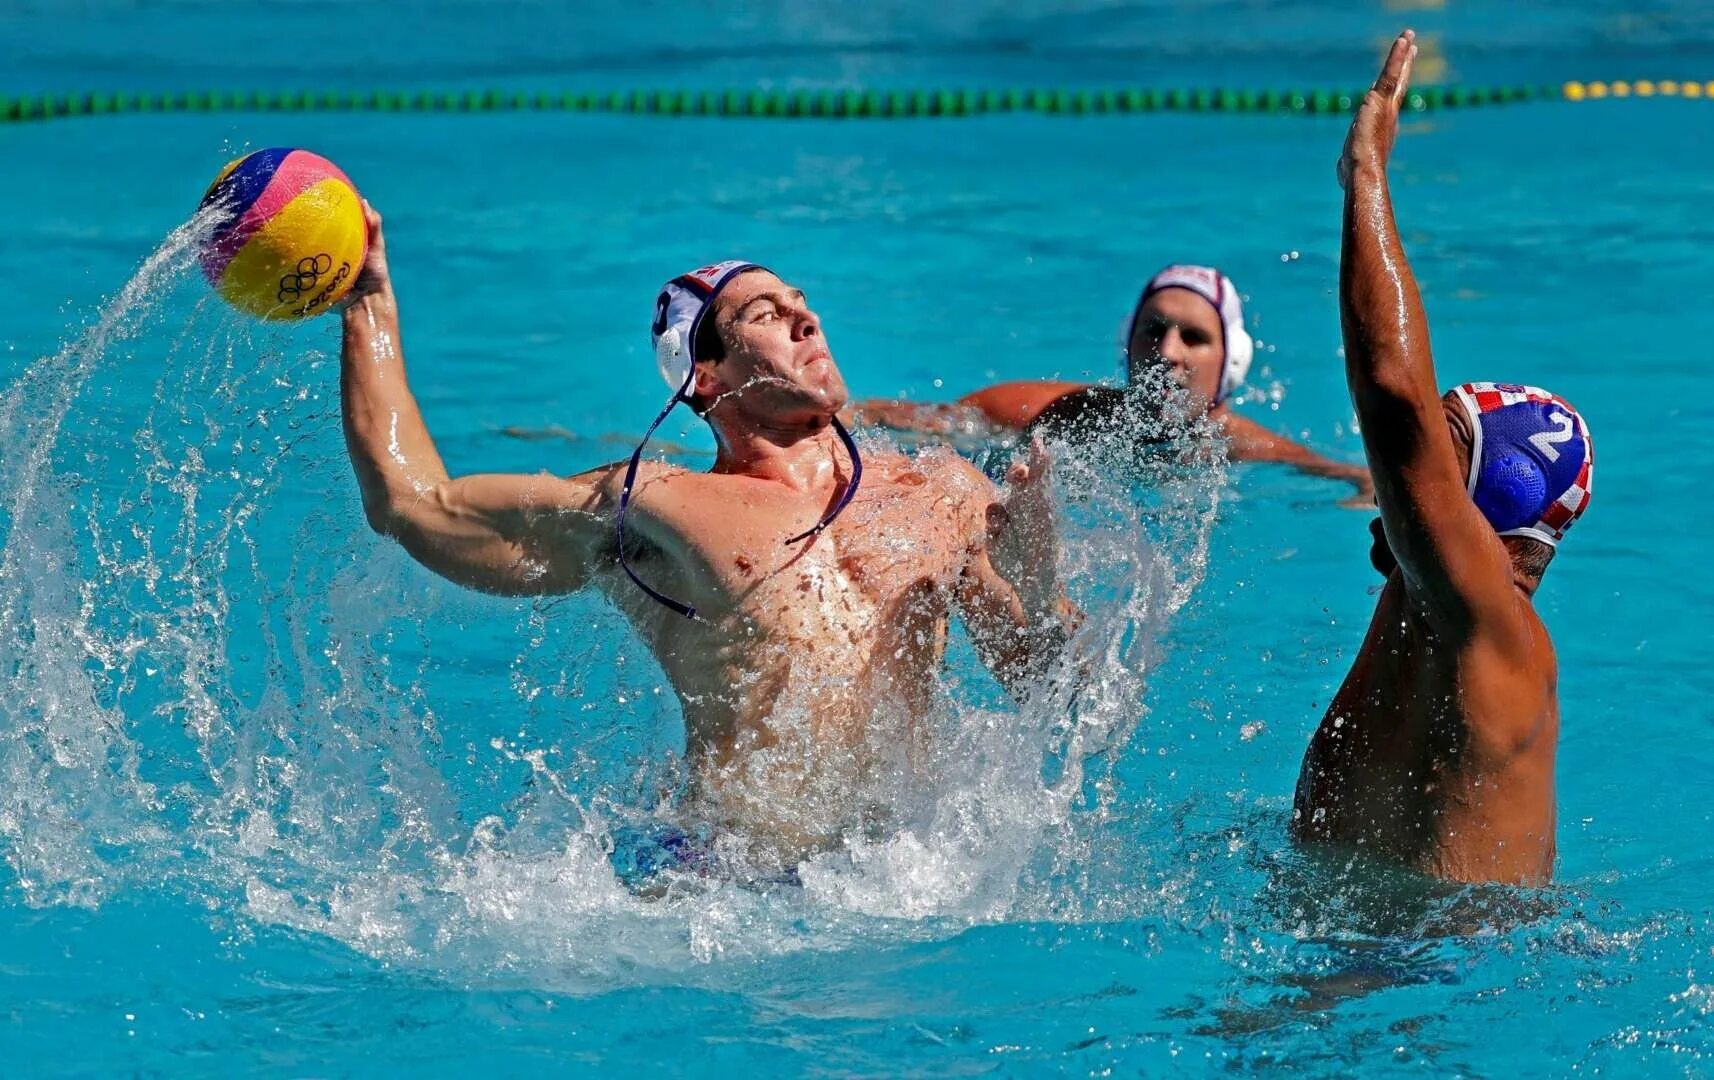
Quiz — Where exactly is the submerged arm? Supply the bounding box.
[852,381,1092,439]
[339,205,617,596]
[848,398,998,438]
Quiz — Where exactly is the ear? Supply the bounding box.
[691,359,724,405]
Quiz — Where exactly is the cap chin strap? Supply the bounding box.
[783,416,863,545]
[617,369,699,619]
[616,383,864,622]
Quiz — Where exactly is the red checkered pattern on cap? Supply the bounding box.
[1456,381,1594,542]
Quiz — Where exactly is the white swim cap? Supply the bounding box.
[626,258,862,622]
[1127,264,1254,405]
[650,260,766,396]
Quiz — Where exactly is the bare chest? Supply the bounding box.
[657,465,983,632]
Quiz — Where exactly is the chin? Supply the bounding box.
[1369,545,1398,578]
[811,376,849,412]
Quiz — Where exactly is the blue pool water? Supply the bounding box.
[4,2,1714,1074]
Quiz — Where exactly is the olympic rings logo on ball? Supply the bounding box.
[278,254,335,303]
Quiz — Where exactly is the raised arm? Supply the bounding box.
[340,204,617,596]
[1339,32,1516,631]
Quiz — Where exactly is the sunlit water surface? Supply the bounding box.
[2,2,1713,1074]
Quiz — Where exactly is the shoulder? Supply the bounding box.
[882,447,998,512]
[925,446,994,488]
[568,458,708,509]
[1460,597,1560,756]
[1027,384,1127,439]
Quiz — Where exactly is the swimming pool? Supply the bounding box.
[4,1,1714,1073]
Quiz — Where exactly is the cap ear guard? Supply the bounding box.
[655,325,691,397]
[1129,263,1252,406]
[650,261,763,394]
[1451,381,1594,547]
[1217,322,1253,405]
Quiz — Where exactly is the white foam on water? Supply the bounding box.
[0,223,1228,986]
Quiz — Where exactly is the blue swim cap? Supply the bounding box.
[1451,382,1594,546]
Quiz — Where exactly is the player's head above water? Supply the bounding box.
[623,261,863,619]
[652,261,849,426]
[1124,264,1254,414]
[1370,382,1594,582]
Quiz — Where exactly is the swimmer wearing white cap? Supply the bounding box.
[336,226,1074,876]
[1293,32,1594,885]
[855,264,1373,502]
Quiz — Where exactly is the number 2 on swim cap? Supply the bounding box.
[1528,411,1575,462]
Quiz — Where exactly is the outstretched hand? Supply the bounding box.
[1338,30,1418,189]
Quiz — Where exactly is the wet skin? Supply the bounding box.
[338,224,1069,866]
[1290,31,1563,885]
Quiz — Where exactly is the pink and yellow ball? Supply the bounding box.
[198,148,367,320]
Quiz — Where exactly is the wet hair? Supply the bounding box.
[693,311,725,366]
[1506,535,1555,580]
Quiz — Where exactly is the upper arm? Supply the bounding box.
[960,381,1089,430]
[382,464,622,596]
[1360,391,1520,638]
[852,398,994,438]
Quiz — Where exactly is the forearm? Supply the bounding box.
[1226,416,1373,493]
[1341,164,1439,422]
[1287,450,1374,500]
[340,286,451,529]
[968,593,1074,699]
[965,551,1079,699]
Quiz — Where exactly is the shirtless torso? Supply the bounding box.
[603,448,1034,853]
[1290,31,1578,885]
[337,226,1066,865]
[1294,574,1558,882]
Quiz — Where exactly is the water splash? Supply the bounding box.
[0,222,1229,986]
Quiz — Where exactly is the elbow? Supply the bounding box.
[363,498,396,537]
[358,475,445,540]
[1352,379,1436,433]
[360,486,412,539]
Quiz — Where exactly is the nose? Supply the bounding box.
[792,305,819,341]
[1157,326,1190,367]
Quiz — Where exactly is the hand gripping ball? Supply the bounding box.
[198,148,367,320]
